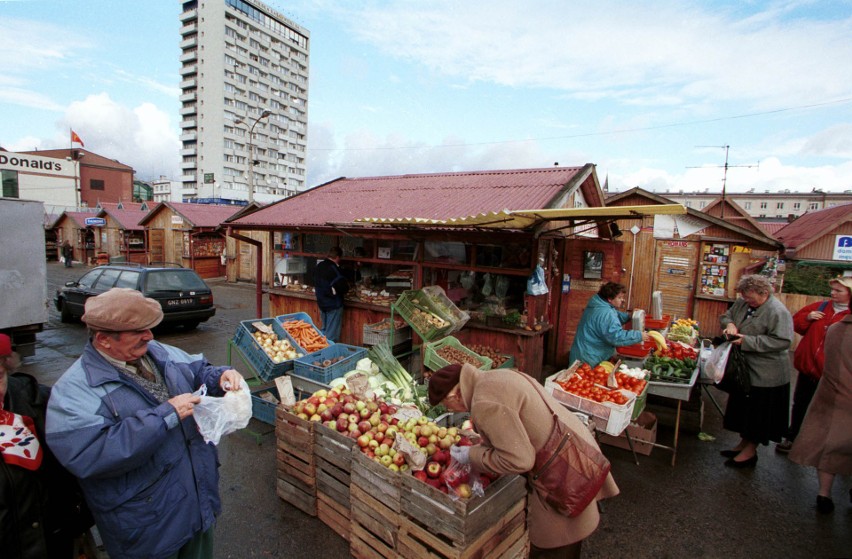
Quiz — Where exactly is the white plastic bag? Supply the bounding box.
[192,379,252,445]
[526,264,549,296]
[704,342,731,383]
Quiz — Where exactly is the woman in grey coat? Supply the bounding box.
[719,275,794,468]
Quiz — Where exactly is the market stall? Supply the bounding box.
[51,210,98,264]
[139,202,248,278]
[227,166,686,380]
[605,188,781,332]
[93,202,150,264]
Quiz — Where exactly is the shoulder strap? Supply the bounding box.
[818,300,829,312]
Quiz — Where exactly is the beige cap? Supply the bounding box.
[829,276,852,296]
[82,288,164,331]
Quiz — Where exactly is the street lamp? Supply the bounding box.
[234,109,271,204]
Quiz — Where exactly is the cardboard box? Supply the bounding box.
[598,411,657,456]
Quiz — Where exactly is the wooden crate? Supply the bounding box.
[349,483,400,559]
[400,473,527,546]
[350,449,403,513]
[317,490,351,542]
[314,424,355,508]
[397,497,528,559]
[275,407,316,515]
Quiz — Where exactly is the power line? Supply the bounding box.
[307,96,852,153]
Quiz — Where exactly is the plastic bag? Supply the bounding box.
[705,342,731,384]
[526,264,549,296]
[494,275,509,298]
[443,455,485,500]
[192,379,252,445]
[481,273,493,297]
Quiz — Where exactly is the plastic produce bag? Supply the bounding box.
[443,455,485,500]
[481,273,493,297]
[526,264,549,296]
[494,275,509,298]
[705,342,731,384]
[192,379,252,445]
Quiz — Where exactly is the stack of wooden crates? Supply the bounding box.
[275,406,530,559]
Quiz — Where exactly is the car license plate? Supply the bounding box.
[167,298,194,306]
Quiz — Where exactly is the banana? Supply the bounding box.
[599,361,615,373]
[648,330,668,353]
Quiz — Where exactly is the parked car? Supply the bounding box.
[55,264,216,329]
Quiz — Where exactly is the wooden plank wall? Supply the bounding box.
[795,222,852,260]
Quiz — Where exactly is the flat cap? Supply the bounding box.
[428,364,463,406]
[82,288,163,331]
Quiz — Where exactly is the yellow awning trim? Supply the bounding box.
[355,204,686,230]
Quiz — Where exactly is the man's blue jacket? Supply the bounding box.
[46,340,228,559]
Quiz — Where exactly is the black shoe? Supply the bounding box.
[775,440,793,454]
[720,449,741,458]
[724,455,758,468]
[816,495,834,514]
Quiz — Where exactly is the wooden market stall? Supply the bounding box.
[139,202,247,278]
[93,201,151,264]
[52,210,99,265]
[227,166,685,380]
[605,188,782,332]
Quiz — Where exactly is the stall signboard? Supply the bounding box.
[834,235,852,261]
[84,217,105,227]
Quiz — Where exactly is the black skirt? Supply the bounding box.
[723,383,790,445]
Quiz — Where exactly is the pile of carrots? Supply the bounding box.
[281,319,329,353]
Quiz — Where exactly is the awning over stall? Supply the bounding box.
[354,204,686,230]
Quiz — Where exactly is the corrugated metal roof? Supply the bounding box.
[757,221,788,236]
[774,202,852,249]
[231,167,591,227]
[165,202,245,228]
[61,210,98,228]
[97,205,147,230]
[357,205,686,229]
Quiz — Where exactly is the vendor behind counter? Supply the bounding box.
[569,282,650,366]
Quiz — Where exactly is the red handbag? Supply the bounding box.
[522,376,611,517]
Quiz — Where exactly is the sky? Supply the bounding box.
[2,0,852,195]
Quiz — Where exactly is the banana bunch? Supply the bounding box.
[648,330,668,354]
[598,361,616,373]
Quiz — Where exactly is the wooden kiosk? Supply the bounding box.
[93,202,150,264]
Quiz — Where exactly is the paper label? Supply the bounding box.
[275,376,296,407]
[393,435,427,471]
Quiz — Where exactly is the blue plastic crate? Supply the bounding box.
[232,318,306,381]
[275,312,335,348]
[251,384,280,425]
[293,344,368,384]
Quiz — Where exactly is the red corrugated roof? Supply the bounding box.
[232,167,589,227]
[61,210,98,228]
[97,205,148,230]
[774,202,852,249]
[162,202,245,228]
[757,221,788,236]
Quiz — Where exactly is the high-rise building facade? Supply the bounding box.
[179,0,309,204]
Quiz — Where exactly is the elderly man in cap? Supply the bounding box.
[46,288,244,559]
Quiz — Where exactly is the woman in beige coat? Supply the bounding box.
[428,364,619,559]
[789,312,852,513]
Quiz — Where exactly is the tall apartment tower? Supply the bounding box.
[179,0,310,204]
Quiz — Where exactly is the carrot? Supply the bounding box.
[281,319,329,352]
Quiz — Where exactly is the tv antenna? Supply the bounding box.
[688,145,759,218]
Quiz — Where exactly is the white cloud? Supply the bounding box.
[59,93,180,180]
[345,1,852,109]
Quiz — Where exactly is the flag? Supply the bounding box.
[71,130,84,147]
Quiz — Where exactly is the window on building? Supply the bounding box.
[699,201,706,209]
[760,201,768,209]
[743,202,752,210]
[793,202,801,210]
[90,179,105,191]
[776,202,784,209]
[809,202,818,210]
[1,170,18,197]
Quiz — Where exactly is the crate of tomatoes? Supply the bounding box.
[544,361,639,436]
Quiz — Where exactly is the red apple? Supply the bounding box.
[426,462,442,479]
[358,420,372,434]
[331,403,344,418]
[373,432,385,443]
[432,450,449,465]
[343,402,356,414]
[377,422,389,433]
[347,422,360,434]
[392,453,406,467]
[307,395,321,407]
[417,436,429,448]
[425,477,443,489]
[359,408,371,419]
[335,417,348,432]
[357,434,371,448]
[379,403,389,414]
[320,409,334,422]
[414,470,428,482]
[303,402,317,417]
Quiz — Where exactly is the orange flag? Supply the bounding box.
[71,130,84,147]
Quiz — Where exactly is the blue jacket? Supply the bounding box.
[45,341,228,559]
[568,294,642,367]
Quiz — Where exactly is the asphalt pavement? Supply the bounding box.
[18,262,852,559]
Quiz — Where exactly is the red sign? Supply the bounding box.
[665,241,689,247]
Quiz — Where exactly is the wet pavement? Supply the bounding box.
[18,262,852,558]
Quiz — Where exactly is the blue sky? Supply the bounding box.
[2,0,852,194]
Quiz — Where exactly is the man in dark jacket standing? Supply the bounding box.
[46,288,244,559]
[314,246,349,342]
[1,333,91,559]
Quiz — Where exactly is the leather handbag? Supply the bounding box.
[522,376,611,517]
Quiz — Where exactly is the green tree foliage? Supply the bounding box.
[782,264,836,296]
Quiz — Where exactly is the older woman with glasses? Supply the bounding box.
[718,274,794,468]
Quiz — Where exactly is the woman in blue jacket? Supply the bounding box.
[569,282,649,367]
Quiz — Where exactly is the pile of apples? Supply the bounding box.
[290,388,494,498]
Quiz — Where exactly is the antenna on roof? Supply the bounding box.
[688,145,758,219]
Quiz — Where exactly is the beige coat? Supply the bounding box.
[462,365,619,548]
[789,314,852,475]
